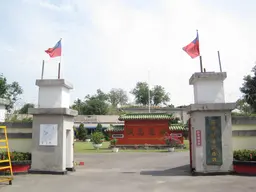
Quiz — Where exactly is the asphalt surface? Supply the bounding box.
[0,152,255,192]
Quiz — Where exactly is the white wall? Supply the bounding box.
[62,87,71,109]
[193,80,225,104]
[38,86,70,108]
[8,139,32,152]
[233,137,256,150]
[232,124,256,150]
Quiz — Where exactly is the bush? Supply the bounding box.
[0,151,31,161]
[110,138,118,147]
[76,123,87,141]
[95,123,103,132]
[104,136,110,141]
[233,149,256,161]
[91,132,104,144]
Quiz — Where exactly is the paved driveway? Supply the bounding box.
[0,152,256,192]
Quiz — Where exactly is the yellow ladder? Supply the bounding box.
[0,126,13,185]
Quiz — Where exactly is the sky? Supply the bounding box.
[1,0,256,109]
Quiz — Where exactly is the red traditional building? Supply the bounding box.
[106,113,187,146]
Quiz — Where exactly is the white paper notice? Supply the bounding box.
[39,124,58,146]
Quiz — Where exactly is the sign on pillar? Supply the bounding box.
[196,130,201,146]
[205,116,223,166]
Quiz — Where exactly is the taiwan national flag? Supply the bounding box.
[45,39,62,58]
[182,32,200,59]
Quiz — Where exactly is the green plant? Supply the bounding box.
[0,151,31,162]
[76,123,87,141]
[95,123,103,132]
[91,132,104,144]
[233,149,256,161]
[104,135,110,141]
[110,138,118,147]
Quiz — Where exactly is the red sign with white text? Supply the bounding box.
[196,130,201,146]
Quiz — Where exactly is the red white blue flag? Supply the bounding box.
[45,39,62,58]
[182,32,200,59]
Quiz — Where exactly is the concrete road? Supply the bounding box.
[0,152,255,192]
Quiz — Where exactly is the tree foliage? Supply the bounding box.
[108,88,128,107]
[72,83,172,114]
[95,123,103,132]
[235,98,252,115]
[130,82,151,105]
[130,82,170,106]
[72,99,84,115]
[18,103,35,114]
[71,89,109,115]
[0,74,23,112]
[151,85,170,105]
[76,123,88,141]
[240,66,256,112]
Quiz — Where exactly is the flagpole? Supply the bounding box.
[199,56,203,73]
[148,69,151,113]
[197,30,203,73]
[41,60,45,79]
[217,50,223,72]
[58,62,61,79]
[58,38,62,79]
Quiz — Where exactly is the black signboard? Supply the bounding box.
[205,116,223,165]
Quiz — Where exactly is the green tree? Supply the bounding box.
[130,82,151,105]
[235,98,252,115]
[108,88,128,107]
[71,99,85,115]
[18,103,35,114]
[76,123,87,141]
[95,123,103,132]
[0,74,23,112]
[240,66,256,112]
[84,96,109,115]
[130,82,170,106]
[151,85,170,105]
[71,89,109,115]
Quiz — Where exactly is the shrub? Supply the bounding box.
[104,136,110,141]
[0,151,31,162]
[95,123,103,132]
[76,123,87,141]
[110,138,118,147]
[91,132,104,144]
[233,149,256,161]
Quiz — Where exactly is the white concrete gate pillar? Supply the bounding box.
[187,72,235,175]
[28,79,78,174]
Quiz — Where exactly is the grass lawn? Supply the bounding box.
[74,140,189,153]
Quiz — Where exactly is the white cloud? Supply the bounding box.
[1,0,256,107]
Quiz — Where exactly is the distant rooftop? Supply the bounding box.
[118,113,173,121]
[105,124,187,132]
